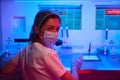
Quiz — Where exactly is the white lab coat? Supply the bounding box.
[12,42,66,80]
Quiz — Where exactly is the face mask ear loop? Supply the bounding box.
[34,25,39,34]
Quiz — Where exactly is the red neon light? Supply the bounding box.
[106,9,120,15]
[78,70,92,74]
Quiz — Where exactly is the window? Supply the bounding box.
[96,5,120,30]
[38,5,82,30]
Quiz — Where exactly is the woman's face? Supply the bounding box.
[37,18,60,44]
[40,18,60,33]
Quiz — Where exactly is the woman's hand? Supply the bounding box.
[72,54,83,70]
[71,54,83,80]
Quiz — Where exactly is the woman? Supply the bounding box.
[2,10,83,80]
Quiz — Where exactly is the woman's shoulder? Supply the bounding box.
[28,42,55,56]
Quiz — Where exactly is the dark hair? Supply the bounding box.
[39,14,61,29]
[29,10,61,42]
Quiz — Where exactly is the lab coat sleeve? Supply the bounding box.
[44,50,66,78]
[11,51,21,65]
[11,54,19,65]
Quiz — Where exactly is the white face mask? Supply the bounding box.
[41,31,58,48]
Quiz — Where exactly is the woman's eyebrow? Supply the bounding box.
[46,25,55,27]
[47,25,60,28]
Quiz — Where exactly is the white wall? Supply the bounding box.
[1,0,120,54]
[1,1,39,53]
[0,1,2,52]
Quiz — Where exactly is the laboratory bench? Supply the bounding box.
[78,54,120,80]
[0,49,120,80]
[59,53,120,70]
[59,53,120,80]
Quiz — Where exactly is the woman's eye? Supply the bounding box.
[46,26,59,32]
[47,27,53,31]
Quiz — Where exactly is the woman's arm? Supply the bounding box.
[60,70,76,80]
[1,60,18,74]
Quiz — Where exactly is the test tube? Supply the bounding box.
[61,27,63,38]
[104,40,107,55]
[61,27,64,42]
[112,46,114,55]
[66,25,69,38]
[105,26,108,40]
